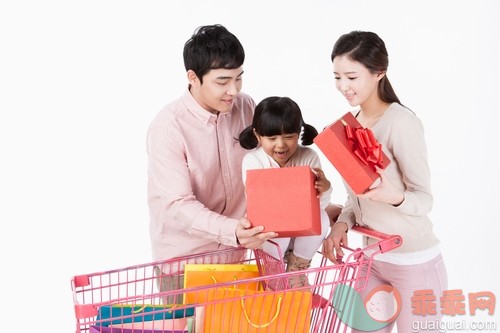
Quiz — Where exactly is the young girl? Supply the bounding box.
[322,31,448,332]
[239,96,332,288]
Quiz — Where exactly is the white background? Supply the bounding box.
[1,1,499,332]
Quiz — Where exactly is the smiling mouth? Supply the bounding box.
[275,151,288,157]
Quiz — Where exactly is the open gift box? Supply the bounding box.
[245,166,321,237]
[314,112,390,194]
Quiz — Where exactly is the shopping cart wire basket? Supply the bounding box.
[71,226,402,333]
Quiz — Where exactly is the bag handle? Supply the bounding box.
[133,306,146,314]
[131,304,180,314]
[210,275,240,289]
[241,295,283,328]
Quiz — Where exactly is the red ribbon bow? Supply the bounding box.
[342,119,384,170]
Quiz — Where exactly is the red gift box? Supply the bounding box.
[245,166,321,237]
[314,112,390,194]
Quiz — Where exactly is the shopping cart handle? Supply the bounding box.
[351,225,403,253]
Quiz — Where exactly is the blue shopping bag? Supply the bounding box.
[96,304,194,327]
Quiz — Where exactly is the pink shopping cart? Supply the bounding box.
[71,226,402,333]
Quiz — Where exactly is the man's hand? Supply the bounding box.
[236,218,278,249]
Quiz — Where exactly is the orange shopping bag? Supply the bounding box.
[183,264,261,304]
[202,288,312,333]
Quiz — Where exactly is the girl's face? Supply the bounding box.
[333,55,382,108]
[255,132,299,167]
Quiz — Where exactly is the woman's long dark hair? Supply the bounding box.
[239,96,318,149]
[331,31,401,105]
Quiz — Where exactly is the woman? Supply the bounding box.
[322,31,448,332]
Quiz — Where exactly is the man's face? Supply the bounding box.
[189,67,244,114]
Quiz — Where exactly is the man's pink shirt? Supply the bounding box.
[147,89,255,261]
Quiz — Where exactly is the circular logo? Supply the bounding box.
[333,284,402,331]
[364,284,402,323]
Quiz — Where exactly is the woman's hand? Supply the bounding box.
[359,167,404,206]
[322,221,348,264]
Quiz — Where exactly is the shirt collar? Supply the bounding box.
[181,88,219,124]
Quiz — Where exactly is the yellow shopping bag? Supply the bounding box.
[202,288,312,333]
[183,264,261,304]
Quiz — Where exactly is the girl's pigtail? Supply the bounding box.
[238,125,258,149]
[300,123,319,146]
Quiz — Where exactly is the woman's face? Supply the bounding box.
[333,55,382,107]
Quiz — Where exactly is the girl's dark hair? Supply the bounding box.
[331,31,401,105]
[239,96,318,149]
[183,24,245,84]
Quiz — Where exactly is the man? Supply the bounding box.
[147,24,277,267]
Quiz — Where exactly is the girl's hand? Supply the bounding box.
[358,167,404,206]
[312,167,331,197]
